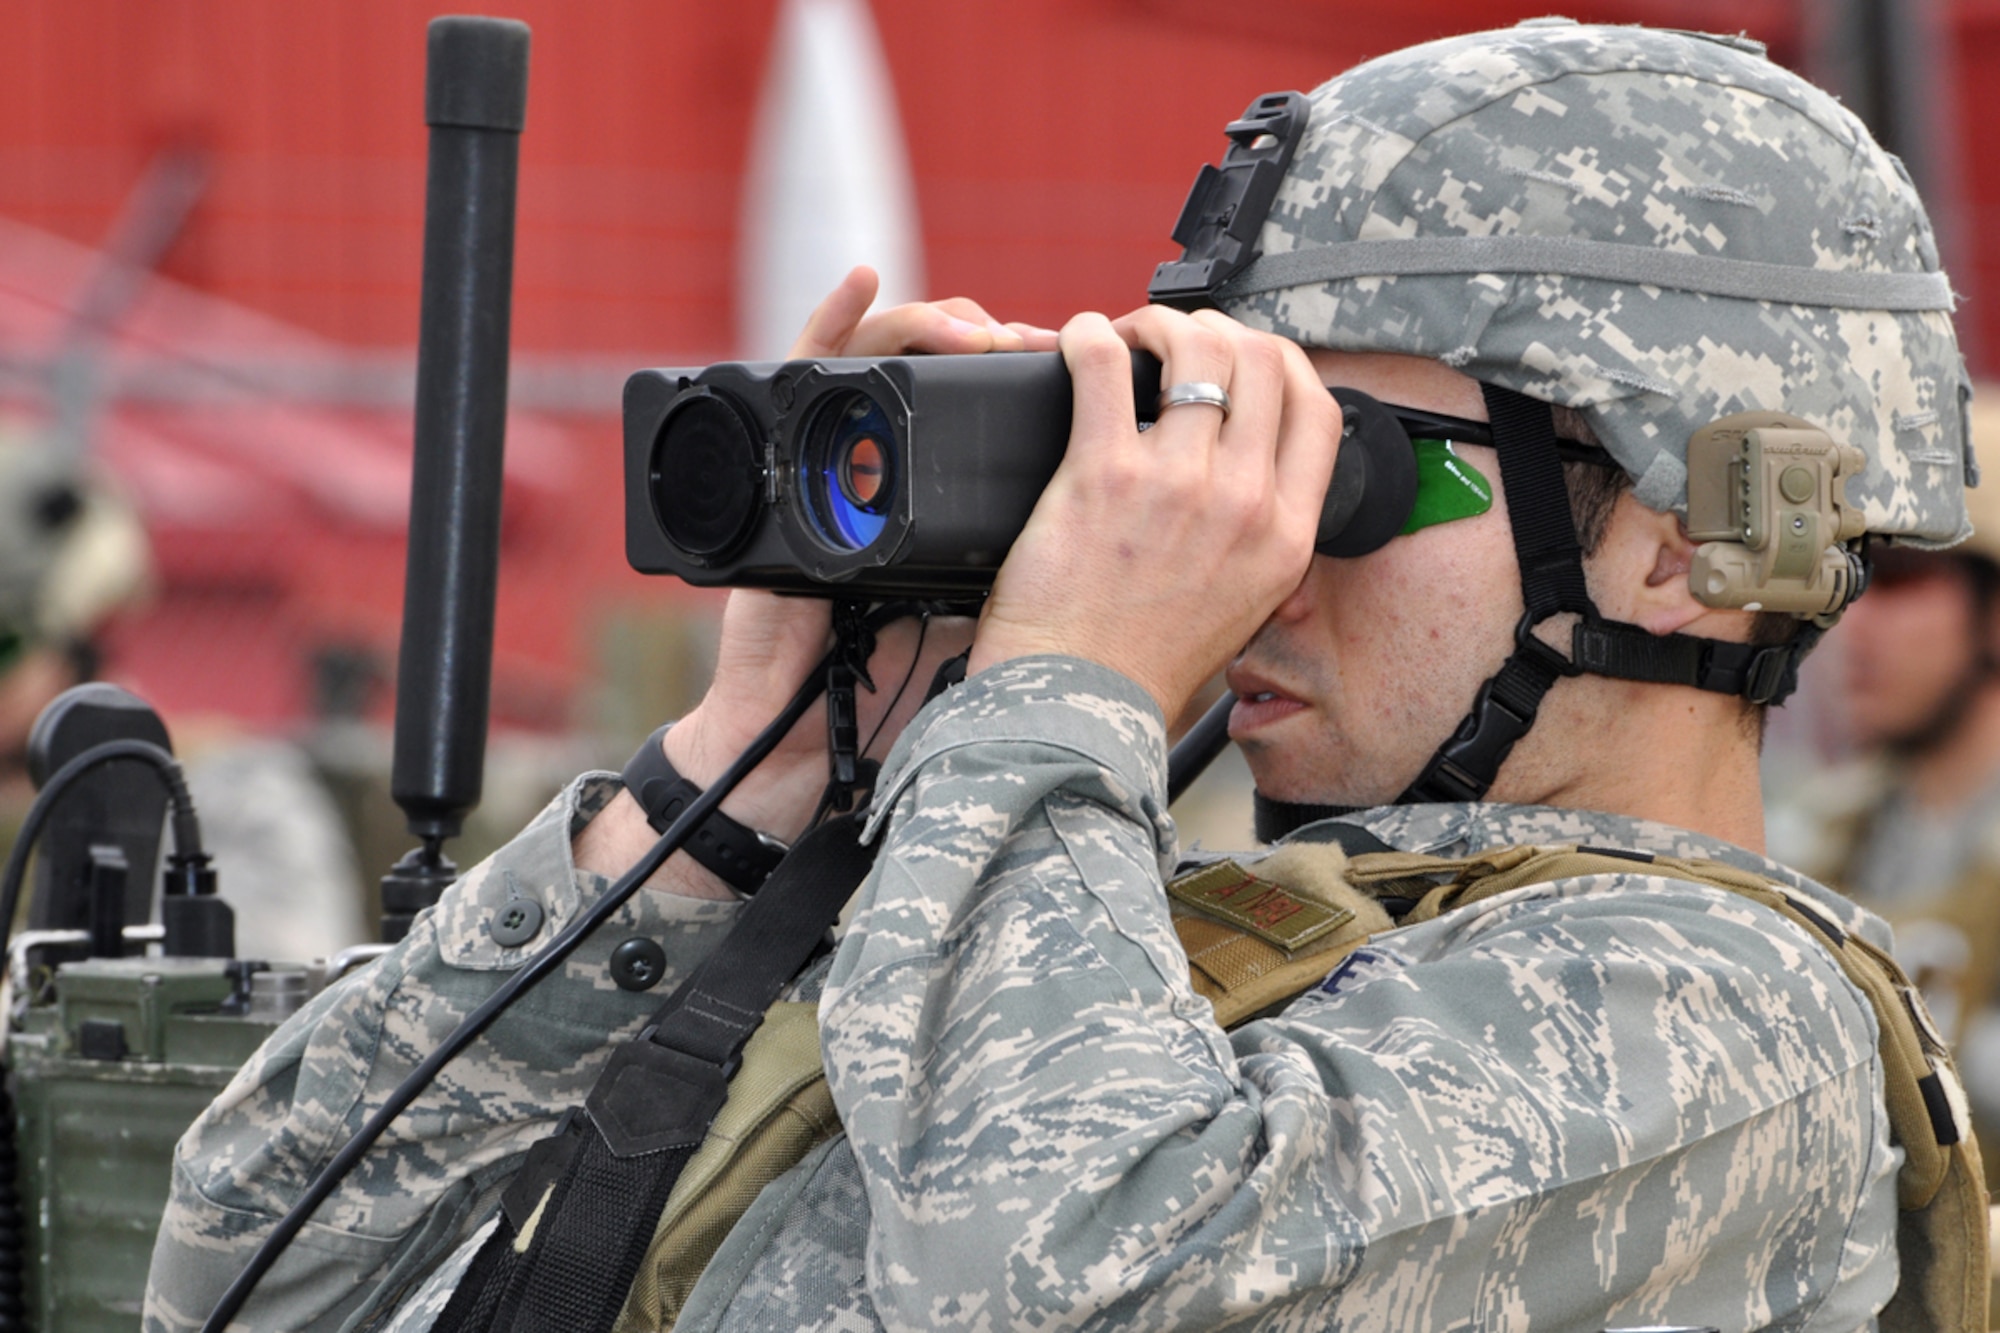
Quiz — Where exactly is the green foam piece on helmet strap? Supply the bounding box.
[1401,439,1494,534]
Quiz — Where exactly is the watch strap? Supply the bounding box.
[622,724,788,894]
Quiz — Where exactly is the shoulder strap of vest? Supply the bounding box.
[1167,858,1393,1028]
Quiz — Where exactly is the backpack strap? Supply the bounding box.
[614,1000,840,1333]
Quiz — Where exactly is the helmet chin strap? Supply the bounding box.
[1253,384,1824,841]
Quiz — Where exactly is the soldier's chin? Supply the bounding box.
[1239,750,1391,813]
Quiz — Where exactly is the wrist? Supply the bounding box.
[572,787,734,901]
[662,711,827,844]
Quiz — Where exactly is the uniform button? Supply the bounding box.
[610,937,668,991]
[489,898,544,947]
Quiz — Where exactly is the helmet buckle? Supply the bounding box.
[1514,608,1584,679]
[1742,645,1796,706]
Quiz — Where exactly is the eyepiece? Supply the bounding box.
[651,390,763,560]
[799,389,898,551]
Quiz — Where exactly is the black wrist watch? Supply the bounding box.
[621,723,789,894]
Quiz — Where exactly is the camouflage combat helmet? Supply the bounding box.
[1148,19,1973,815]
[1220,17,1969,542]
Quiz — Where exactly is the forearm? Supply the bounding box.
[145,775,746,1332]
[820,659,1352,1328]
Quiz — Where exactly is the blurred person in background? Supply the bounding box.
[0,422,369,962]
[1772,397,2000,1176]
[0,425,152,799]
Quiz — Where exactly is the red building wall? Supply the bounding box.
[8,0,1987,734]
[0,0,1822,358]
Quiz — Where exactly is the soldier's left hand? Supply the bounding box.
[969,305,1338,721]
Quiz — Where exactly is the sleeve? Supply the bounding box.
[142,775,745,1333]
[818,658,1899,1332]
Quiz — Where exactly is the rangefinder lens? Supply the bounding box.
[800,390,897,551]
[839,435,886,508]
[650,391,762,559]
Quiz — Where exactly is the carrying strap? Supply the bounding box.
[1393,385,1822,811]
[433,814,877,1333]
[1169,841,1989,1331]
[1401,386,1590,804]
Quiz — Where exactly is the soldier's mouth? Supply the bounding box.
[1225,669,1307,735]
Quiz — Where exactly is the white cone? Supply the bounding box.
[740,0,925,359]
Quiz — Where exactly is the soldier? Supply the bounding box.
[1770,405,2000,1168]
[0,427,151,796]
[147,20,1979,1332]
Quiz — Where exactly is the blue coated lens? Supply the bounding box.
[800,390,897,551]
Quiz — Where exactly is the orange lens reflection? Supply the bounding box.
[840,436,886,507]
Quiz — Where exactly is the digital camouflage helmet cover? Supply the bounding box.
[1216,17,1971,543]
[1153,18,1975,811]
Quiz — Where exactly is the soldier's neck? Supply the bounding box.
[1493,675,1767,854]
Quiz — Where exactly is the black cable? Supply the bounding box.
[802,603,932,833]
[1167,692,1235,805]
[197,647,835,1333]
[0,738,200,969]
[858,610,929,761]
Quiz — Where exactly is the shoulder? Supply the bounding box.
[1338,867,1880,1084]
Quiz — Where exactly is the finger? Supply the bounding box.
[1005,321,1061,351]
[912,294,1040,348]
[1270,336,1342,534]
[1059,312,1142,462]
[1194,329,1291,523]
[849,301,1009,358]
[788,266,881,358]
[1111,306,1233,450]
[930,297,1026,348]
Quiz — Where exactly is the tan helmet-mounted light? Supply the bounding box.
[1685,412,1868,621]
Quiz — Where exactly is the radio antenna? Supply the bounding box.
[380,16,531,941]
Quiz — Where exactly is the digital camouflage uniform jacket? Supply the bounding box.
[145,657,1900,1332]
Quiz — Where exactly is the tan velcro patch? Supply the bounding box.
[1167,861,1354,952]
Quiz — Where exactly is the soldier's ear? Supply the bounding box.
[1585,493,1745,640]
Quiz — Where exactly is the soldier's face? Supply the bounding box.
[1837,551,1985,748]
[1227,351,1524,806]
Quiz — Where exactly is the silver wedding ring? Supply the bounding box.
[1157,381,1232,421]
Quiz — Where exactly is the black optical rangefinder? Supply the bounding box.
[624,351,1420,596]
